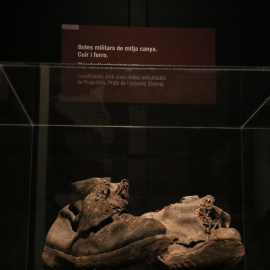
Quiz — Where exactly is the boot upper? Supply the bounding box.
[45,177,167,257]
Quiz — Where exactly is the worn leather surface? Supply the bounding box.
[142,195,245,268]
[45,177,167,257]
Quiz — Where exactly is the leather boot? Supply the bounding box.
[142,195,245,269]
[42,177,170,268]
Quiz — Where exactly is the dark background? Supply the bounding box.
[1,0,270,66]
[1,1,270,270]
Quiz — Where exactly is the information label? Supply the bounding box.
[62,25,215,66]
[61,25,216,104]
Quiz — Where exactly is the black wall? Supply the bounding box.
[1,0,270,66]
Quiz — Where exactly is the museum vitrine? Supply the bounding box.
[0,64,269,269]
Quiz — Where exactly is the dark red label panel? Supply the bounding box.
[62,25,215,66]
[61,25,216,104]
[60,68,216,104]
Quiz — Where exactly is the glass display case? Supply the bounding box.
[0,63,269,270]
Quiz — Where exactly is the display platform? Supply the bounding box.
[0,64,269,270]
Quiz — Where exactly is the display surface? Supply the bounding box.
[0,64,270,270]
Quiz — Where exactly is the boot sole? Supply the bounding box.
[158,239,245,269]
[42,234,170,268]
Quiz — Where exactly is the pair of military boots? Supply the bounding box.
[42,177,245,269]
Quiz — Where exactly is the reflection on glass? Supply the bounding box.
[1,64,270,270]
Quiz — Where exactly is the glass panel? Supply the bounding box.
[43,66,243,127]
[1,63,270,270]
[242,129,270,270]
[0,66,33,268]
[240,71,270,128]
[242,89,270,269]
[1,65,243,127]
[31,125,244,269]
[0,66,33,124]
[0,125,32,269]
[242,96,270,128]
